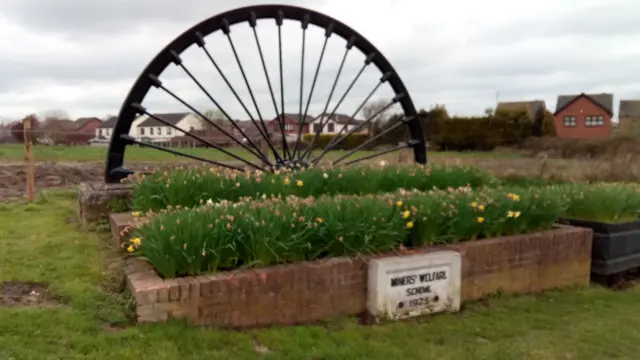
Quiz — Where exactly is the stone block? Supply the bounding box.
[367,251,462,320]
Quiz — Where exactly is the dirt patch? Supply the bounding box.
[0,281,55,307]
[592,269,640,291]
[0,161,195,201]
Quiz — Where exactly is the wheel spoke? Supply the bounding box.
[120,134,246,171]
[145,74,270,165]
[168,50,271,166]
[248,12,284,163]
[291,14,310,160]
[312,72,392,164]
[221,19,277,159]
[329,118,409,165]
[297,23,333,161]
[299,39,355,161]
[338,141,417,167]
[195,32,282,163]
[275,10,293,161]
[131,103,264,171]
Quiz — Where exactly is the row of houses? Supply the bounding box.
[497,93,640,139]
[93,112,367,146]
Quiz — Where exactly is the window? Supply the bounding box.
[563,116,576,127]
[150,127,154,135]
[284,124,293,131]
[313,124,322,133]
[99,129,103,137]
[157,127,161,135]
[140,128,145,136]
[328,123,335,132]
[586,115,605,127]
[166,127,171,135]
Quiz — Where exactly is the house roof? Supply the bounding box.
[496,100,546,118]
[619,100,640,118]
[97,116,119,128]
[75,117,101,128]
[554,93,614,115]
[317,112,365,125]
[280,113,315,123]
[139,113,190,127]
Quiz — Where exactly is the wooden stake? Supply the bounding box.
[23,116,36,202]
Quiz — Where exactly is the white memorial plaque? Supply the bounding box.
[367,251,461,319]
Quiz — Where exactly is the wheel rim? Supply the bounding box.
[105,4,427,183]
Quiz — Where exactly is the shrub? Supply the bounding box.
[560,183,640,222]
[427,108,535,151]
[125,185,567,278]
[130,164,499,212]
[520,136,640,159]
[300,133,368,150]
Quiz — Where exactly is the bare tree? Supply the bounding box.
[361,100,390,138]
[40,109,71,122]
[198,109,226,134]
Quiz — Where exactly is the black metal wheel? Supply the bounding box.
[105,4,426,183]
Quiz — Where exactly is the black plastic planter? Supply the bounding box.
[559,219,640,275]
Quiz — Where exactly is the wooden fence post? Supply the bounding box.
[23,116,36,202]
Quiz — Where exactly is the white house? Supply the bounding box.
[309,113,367,135]
[136,112,202,143]
[94,115,148,141]
[94,113,203,144]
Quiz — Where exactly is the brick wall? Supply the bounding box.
[126,225,592,328]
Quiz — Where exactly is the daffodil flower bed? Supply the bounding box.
[125,186,565,278]
[129,164,498,212]
[559,183,640,223]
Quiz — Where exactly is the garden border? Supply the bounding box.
[125,224,592,327]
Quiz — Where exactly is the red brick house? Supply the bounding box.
[268,113,315,137]
[553,93,614,139]
[75,117,102,135]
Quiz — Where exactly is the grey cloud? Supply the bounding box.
[470,2,640,46]
[0,0,324,37]
[1,0,639,120]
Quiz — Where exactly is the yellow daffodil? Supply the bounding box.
[406,221,414,229]
[316,217,323,223]
[507,211,522,219]
[131,237,141,246]
[296,180,303,187]
[478,205,485,211]
[126,245,135,253]
[471,202,478,208]
[507,193,520,201]
[477,217,485,223]
[402,210,411,219]
[284,178,290,185]
[131,211,141,217]
[396,200,403,207]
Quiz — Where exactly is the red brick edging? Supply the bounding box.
[126,225,593,327]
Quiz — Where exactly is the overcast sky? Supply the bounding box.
[0,0,638,123]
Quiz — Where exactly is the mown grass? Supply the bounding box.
[2,191,640,359]
[0,144,519,163]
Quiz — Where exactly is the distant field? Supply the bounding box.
[0,144,520,163]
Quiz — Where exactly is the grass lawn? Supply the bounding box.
[0,144,519,163]
[2,191,640,359]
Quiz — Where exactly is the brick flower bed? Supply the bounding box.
[126,225,592,327]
